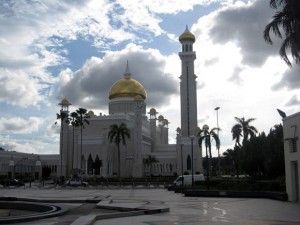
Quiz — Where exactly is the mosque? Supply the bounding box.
[0,27,203,179]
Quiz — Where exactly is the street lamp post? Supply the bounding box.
[214,107,220,176]
[202,125,210,190]
[189,135,195,186]
[181,142,184,187]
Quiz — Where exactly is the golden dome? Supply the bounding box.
[87,110,95,116]
[109,78,147,100]
[149,108,156,113]
[108,62,147,100]
[158,115,164,121]
[179,26,195,43]
[59,98,71,106]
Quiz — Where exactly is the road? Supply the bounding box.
[0,186,300,225]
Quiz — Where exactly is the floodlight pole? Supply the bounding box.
[214,107,220,176]
[190,135,195,186]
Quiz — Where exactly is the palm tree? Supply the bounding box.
[55,111,69,180]
[264,0,300,66]
[108,123,130,183]
[143,155,159,180]
[198,126,220,176]
[76,108,90,172]
[231,117,258,147]
[198,127,220,161]
[68,111,80,173]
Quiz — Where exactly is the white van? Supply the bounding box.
[173,174,205,186]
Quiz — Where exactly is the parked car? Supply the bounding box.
[0,179,24,186]
[173,174,205,186]
[65,178,88,187]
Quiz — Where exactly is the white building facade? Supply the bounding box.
[283,112,300,202]
[0,27,203,180]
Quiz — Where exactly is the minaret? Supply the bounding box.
[178,26,203,175]
[149,108,158,152]
[179,25,198,137]
[58,98,71,179]
[132,95,145,177]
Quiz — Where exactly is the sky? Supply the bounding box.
[1,0,300,157]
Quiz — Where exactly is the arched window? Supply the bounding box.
[94,155,102,175]
[170,164,173,172]
[185,44,188,52]
[87,154,93,175]
[187,155,191,170]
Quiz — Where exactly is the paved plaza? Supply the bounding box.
[0,185,300,225]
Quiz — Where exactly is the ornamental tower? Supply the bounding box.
[58,98,71,178]
[179,26,198,137]
[178,26,203,175]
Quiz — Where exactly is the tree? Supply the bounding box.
[223,146,242,178]
[92,156,102,175]
[242,124,285,178]
[242,133,268,178]
[108,123,130,183]
[143,155,159,180]
[42,166,52,179]
[76,108,90,171]
[264,0,300,66]
[231,117,258,147]
[198,126,220,175]
[228,124,285,179]
[68,111,80,172]
[265,124,285,178]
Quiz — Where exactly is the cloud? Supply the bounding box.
[0,117,43,134]
[58,43,178,109]
[272,66,300,90]
[204,57,219,67]
[0,135,57,154]
[285,95,300,107]
[0,69,48,107]
[207,0,281,67]
[228,66,245,85]
[45,123,60,141]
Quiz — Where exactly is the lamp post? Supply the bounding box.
[189,135,195,186]
[202,124,210,190]
[180,142,184,187]
[214,107,220,176]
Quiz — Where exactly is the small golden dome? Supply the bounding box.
[158,115,164,121]
[108,62,147,100]
[163,119,169,125]
[87,110,95,116]
[149,108,156,113]
[179,26,195,43]
[59,98,71,106]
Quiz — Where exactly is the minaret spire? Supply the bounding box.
[124,60,131,79]
[185,25,189,31]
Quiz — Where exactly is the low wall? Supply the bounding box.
[183,190,288,201]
